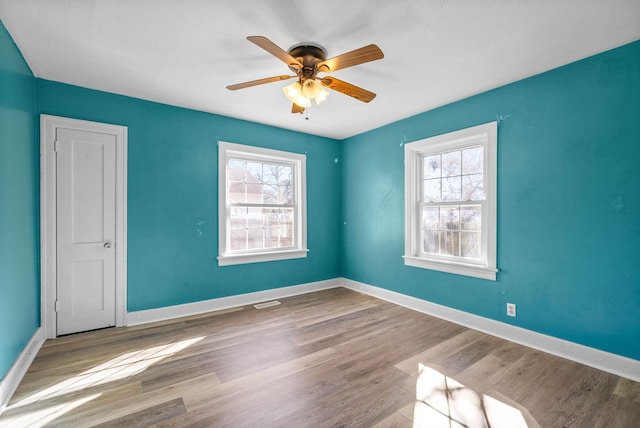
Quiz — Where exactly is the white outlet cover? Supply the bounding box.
[507,303,516,317]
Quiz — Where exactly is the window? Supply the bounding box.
[404,122,498,280]
[218,142,307,266]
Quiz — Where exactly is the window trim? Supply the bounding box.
[404,122,498,280]
[218,141,307,266]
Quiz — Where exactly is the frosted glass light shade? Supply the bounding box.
[315,87,330,105]
[301,79,322,99]
[283,82,302,103]
[283,79,329,108]
[294,94,311,108]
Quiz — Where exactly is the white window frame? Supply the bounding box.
[218,141,308,266]
[404,122,498,280]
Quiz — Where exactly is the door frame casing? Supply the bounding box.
[41,115,128,339]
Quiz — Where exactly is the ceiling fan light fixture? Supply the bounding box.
[294,93,311,108]
[301,78,322,99]
[283,81,302,103]
[315,87,330,105]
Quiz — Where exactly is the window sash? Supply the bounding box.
[418,201,486,263]
[227,156,296,206]
[227,205,297,254]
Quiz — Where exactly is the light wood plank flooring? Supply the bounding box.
[2,287,639,427]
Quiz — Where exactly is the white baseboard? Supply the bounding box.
[126,278,342,326]
[0,328,44,416]
[342,278,640,382]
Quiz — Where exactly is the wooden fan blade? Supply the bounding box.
[321,76,376,103]
[247,36,302,72]
[291,103,305,114]
[317,44,383,72]
[226,75,295,90]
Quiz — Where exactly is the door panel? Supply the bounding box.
[56,128,116,335]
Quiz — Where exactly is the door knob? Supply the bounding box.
[104,242,112,249]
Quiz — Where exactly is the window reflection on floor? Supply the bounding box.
[413,363,530,428]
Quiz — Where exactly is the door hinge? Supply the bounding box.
[54,140,60,152]
[55,300,60,312]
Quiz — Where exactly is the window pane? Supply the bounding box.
[228,163,261,203]
[423,155,441,179]
[275,166,292,204]
[423,179,441,202]
[442,151,461,177]
[230,207,248,229]
[262,164,291,204]
[279,181,292,204]
[246,162,262,183]
[462,174,484,200]
[441,230,460,256]
[278,165,292,183]
[461,205,482,231]
[462,146,483,175]
[230,229,247,251]
[262,184,278,203]
[262,171,276,186]
[423,230,440,254]
[461,231,480,259]
[422,207,439,229]
[265,227,280,248]
[280,234,293,247]
[247,228,264,249]
[278,208,294,247]
[229,166,246,183]
[279,207,294,227]
[229,159,246,170]
[228,181,247,203]
[442,176,461,201]
[440,206,460,230]
[246,207,263,227]
[264,208,279,228]
[262,164,278,185]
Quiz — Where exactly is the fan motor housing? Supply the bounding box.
[288,43,327,78]
[288,43,326,61]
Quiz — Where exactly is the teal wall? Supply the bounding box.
[36,81,343,311]
[0,21,39,379]
[342,40,640,360]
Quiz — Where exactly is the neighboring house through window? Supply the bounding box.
[404,122,498,280]
[218,142,307,266]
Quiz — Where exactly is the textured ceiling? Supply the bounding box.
[1,0,639,139]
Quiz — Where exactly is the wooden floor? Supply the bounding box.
[2,288,639,427]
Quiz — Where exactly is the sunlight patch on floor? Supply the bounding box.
[8,336,205,410]
[413,363,529,428]
[2,393,101,428]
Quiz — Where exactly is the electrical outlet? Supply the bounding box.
[506,303,516,317]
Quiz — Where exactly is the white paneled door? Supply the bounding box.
[56,128,117,335]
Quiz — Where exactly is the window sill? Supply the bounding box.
[403,255,497,281]
[218,249,309,266]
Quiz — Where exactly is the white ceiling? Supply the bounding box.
[1,1,639,140]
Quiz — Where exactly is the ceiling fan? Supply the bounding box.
[226,36,384,114]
